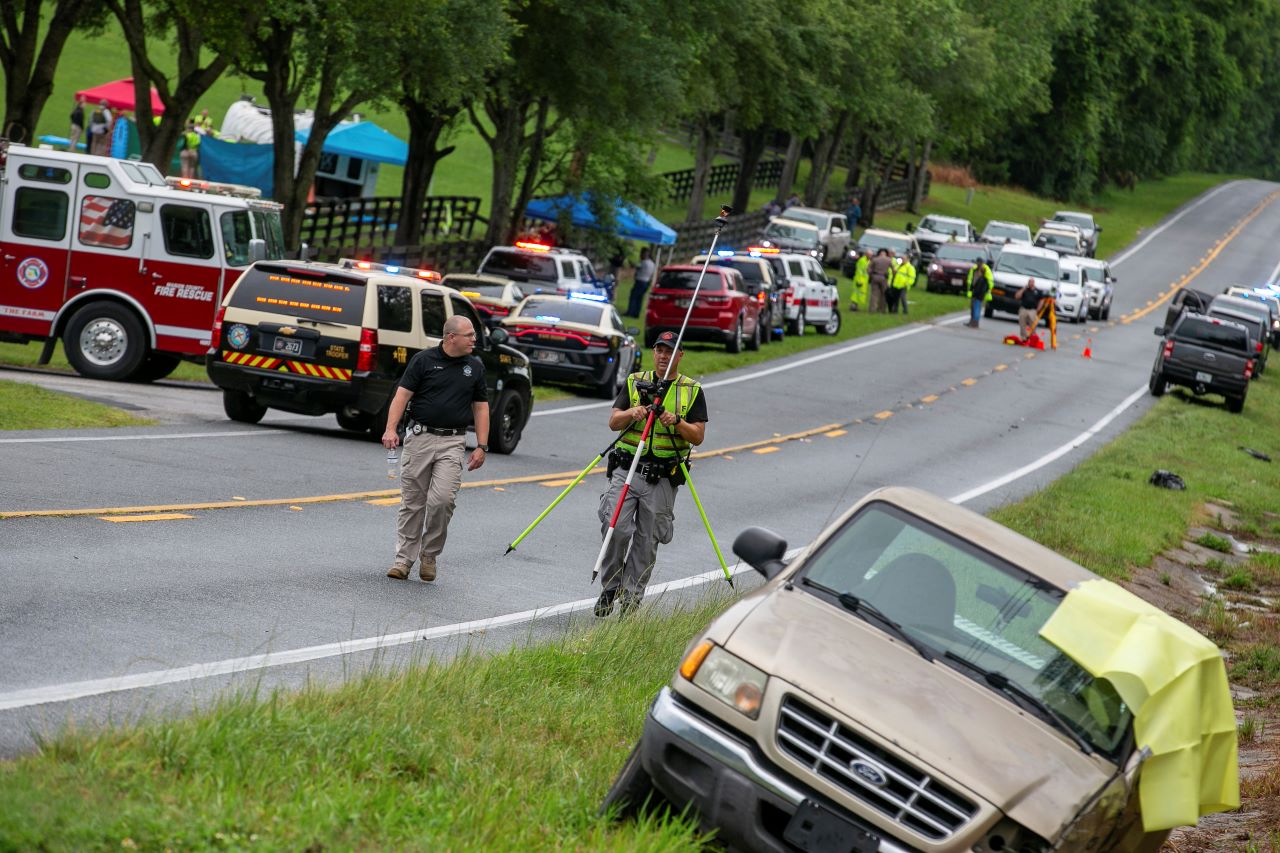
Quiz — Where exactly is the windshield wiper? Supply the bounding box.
[942,651,1092,753]
[295,317,344,327]
[801,578,934,662]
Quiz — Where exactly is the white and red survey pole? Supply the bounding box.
[591,204,733,582]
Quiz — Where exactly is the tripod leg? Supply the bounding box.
[506,452,605,554]
[680,462,733,588]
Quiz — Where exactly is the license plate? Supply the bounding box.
[675,298,691,308]
[784,801,878,853]
[951,277,962,286]
[272,336,303,356]
[1196,371,1213,383]
[534,350,563,363]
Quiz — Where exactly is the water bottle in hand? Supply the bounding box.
[386,447,399,479]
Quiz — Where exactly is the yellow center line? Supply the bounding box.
[961,378,977,386]
[366,497,400,506]
[824,429,848,438]
[752,446,781,455]
[1120,189,1280,325]
[100,513,194,523]
[875,411,894,420]
[920,394,939,403]
[540,478,581,487]
[993,364,1007,372]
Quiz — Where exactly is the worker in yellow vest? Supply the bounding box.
[964,258,994,328]
[597,331,707,617]
[889,255,915,314]
[178,119,201,178]
[850,249,871,312]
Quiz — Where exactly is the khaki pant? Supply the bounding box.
[1019,307,1039,339]
[598,469,677,601]
[395,431,465,566]
[868,278,888,313]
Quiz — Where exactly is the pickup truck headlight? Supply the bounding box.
[680,641,767,718]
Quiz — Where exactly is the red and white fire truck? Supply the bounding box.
[0,139,285,381]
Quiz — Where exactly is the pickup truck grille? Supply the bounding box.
[776,696,977,841]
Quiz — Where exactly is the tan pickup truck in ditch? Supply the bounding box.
[602,487,1238,852]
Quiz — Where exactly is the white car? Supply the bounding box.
[773,207,851,267]
[988,245,1063,319]
[754,248,840,336]
[1034,224,1087,257]
[1071,257,1116,320]
[910,214,977,264]
[1055,259,1091,323]
[477,242,606,295]
[980,219,1032,247]
[1050,210,1100,256]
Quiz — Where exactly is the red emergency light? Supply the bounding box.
[514,240,552,252]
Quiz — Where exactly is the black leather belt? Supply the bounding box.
[409,424,467,436]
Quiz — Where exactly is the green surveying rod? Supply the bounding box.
[505,433,626,554]
[679,461,733,588]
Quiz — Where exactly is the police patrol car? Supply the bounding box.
[207,260,533,453]
[499,291,640,398]
[477,241,606,295]
[439,272,527,327]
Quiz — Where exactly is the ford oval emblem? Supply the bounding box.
[850,759,888,788]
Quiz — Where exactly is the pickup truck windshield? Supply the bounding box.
[765,222,818,241]
[480,250,558,282]
[799,502,1132,759]
[920,218,967,236]
[984,223,1028,241]
[1053,213,1092,230]
[1174,317,1249,351]
[936,245,986,263]
[859,233,911,254]
[996,252,1058,280]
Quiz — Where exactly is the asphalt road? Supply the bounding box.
[3,178,1279,756]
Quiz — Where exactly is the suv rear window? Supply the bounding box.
[705,257,766,285]
[228,267,366,323]
[1176,317,1249,351]
[656,269,726,292]
[480,250,558,282]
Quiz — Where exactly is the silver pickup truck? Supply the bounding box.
[1151,312,1254,413]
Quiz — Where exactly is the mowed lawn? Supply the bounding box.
[0,379,152,429]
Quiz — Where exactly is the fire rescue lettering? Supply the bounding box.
[154,282,213,302]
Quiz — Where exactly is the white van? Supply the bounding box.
[988,245,1062,319]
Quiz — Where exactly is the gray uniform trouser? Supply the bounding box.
[598,468,677,600]
[395,431,465,566]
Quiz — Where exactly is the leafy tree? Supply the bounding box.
[0,0,107,143]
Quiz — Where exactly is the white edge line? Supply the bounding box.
[948,385,1148,504]
[0,429,289,444]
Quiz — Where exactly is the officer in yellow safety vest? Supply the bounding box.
[195,109,214,134]
[850,249,871,312]
[596,331,708,617]
[178,119,201,179]
[964,257,994,328]
[889,254,915,315]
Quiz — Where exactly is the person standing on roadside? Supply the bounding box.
[88,100,113,156]
[889,254,915,314]
[68,97,86,152]
[178,119,201,178]
[1015,278,1047,340]
[596,331,707,618]
[850,248,871,312]
[867,249,893,313]
[382,315,490,583]
[626,247,656,318]
[965,257,994,328]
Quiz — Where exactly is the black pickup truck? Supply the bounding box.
[1150,312,1254,413]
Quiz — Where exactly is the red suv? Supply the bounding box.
[645,264,763,352]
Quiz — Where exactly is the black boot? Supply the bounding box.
[594,588,618,617]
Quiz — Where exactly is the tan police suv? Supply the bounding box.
[603,487,1173,852]
[207,260,533,453]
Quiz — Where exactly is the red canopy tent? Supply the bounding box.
[74,78,165,115]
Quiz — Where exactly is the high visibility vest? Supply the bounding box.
[966,263,994,301]
[853,255,870,287]
[892,260,915,290]
[619,371,700,458]
[182,130,200,150]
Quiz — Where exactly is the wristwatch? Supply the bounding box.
[478,444,489,452]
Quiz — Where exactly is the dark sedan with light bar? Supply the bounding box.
[441,273,527,328]
[499,293,641,398]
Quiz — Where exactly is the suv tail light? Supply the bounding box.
[1256,340,1263,353]
[1162,339,1174,360]
[1245,359,1255,380]
[702,295,730,308]
[357,327,378,372]
[211,306,227,349]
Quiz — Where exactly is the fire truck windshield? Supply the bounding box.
[221,210,287,266]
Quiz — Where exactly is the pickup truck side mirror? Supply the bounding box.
[1154,327,1165,336]
[489,326,510,345]
[625,325,640,336]
[733,526,788,580]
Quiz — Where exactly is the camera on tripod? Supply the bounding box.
[633,378,665,408]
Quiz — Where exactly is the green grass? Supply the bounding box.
[0,379,152,429]
[991,375,1280,580]
[0,342,209,383]
[0,597,731,851]
[1196,532,1235,553]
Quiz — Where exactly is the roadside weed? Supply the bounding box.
[1195,533,1234,554]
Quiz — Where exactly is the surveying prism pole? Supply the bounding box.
[591,204,734,583]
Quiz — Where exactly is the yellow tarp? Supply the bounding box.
[1039,578,1239,831]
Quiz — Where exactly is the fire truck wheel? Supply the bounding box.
[131,353,182,383]
[223,389,267,424]
[64,301,148,381]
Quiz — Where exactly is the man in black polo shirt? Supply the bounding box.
[381,315,490,582]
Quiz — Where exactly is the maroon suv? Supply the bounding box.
[924,242,996,294]
[645,264,763,352]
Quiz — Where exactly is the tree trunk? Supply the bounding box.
[397,100,455,245]
[775,133,803,202]
[844,130,866,192]
[909,138,933,212]
[731,127,767,214]
[476,97,531,246]
[262,62,303,247]
[684,119,715,223]
[0,0,92,144]
[866,148,899,222]
[805,109,850,207]
[508,97,551,244]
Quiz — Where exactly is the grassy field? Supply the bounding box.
[3,364,1277,849]
[0,379,152,429]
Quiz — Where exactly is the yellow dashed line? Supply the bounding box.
[961,378,977,386]
[920,395,939,404]
[875,411,894,420]
[100,513,193,523]
[366,497,400,505]
[993,364,1007,372]
[288,505,303,511]
[824,429,848,438]
[540,478,581,487]
[753,446,781,455]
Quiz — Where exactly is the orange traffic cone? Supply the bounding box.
[1082,338,1093,359]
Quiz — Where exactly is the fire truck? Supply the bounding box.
[0,139,285,381]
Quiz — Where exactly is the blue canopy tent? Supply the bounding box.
[294,121,408,166]
[524,193,676,245]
